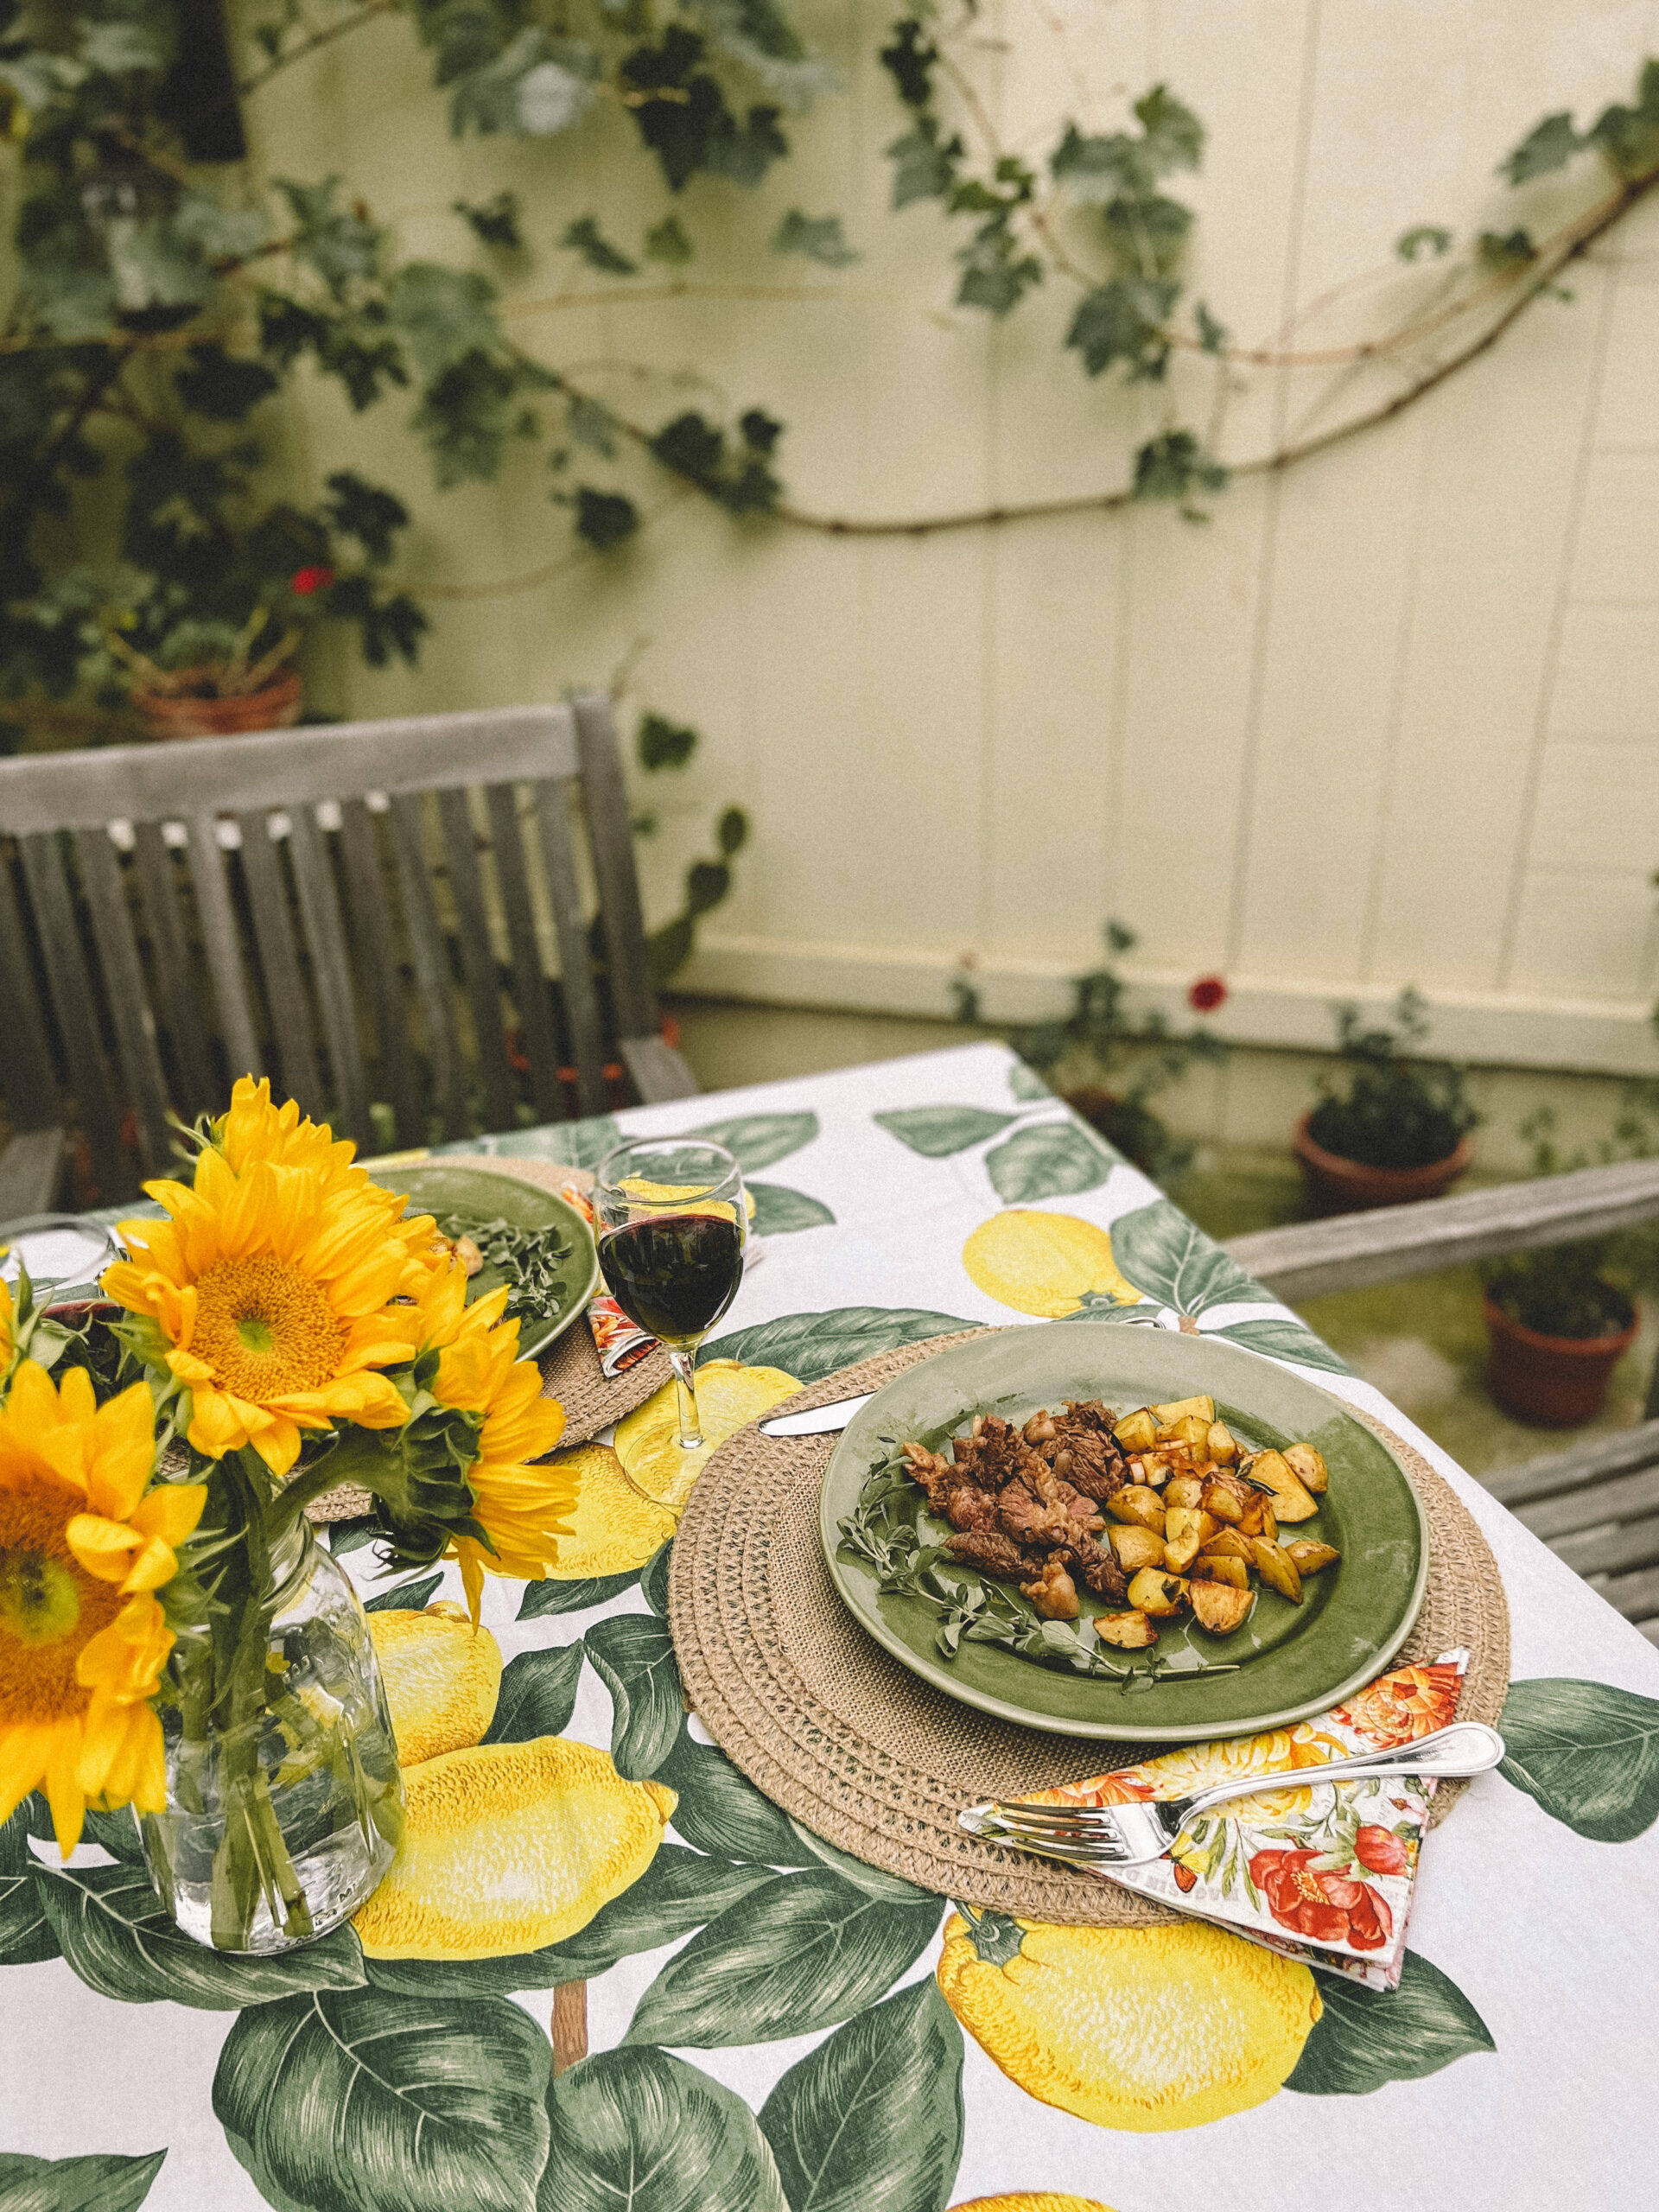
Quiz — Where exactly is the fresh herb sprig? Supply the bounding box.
[434,1213,578,1328]
[838,1446,1238,1694]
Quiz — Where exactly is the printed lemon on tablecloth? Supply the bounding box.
[950,2198,1119,2211]
[537,1443,678,1577]
[353,1736,675,1959]
[963,1212,1141,1319]
[937,1910,1320,2133]
[367,1602,503,1764]
[615,1360,801,1512]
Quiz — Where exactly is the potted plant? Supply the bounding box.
[1297,989,1478,1213]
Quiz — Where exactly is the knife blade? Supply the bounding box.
[758,1392,875,1438]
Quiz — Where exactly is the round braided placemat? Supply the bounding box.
[669,1329,1510,1926]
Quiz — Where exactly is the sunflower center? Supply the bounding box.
[0,1472,119,1725]
[194,1255,349,1401]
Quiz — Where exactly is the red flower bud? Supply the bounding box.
[290,565,335,597]
[1354,1823,1410,1876]
[1188,975,1227,1014]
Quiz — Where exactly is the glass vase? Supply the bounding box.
[142,1521,404,1954]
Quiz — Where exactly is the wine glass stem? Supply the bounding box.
[667,1345,704,1450]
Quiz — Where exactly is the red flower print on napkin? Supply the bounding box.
[1249,1847,1395,1952]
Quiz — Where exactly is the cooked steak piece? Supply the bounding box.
[1060,1537,1129,1603]
[942,1482,1000,1534]
[998,1460,1106,1547]
[1059,1399,1118,1435]
[900,1442,958,1515]
[1050,1428,1124,1501]
[944,1529,1033,1580]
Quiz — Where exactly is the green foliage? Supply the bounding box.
[649,407,783,514]
[1397,223,1453,260]
[563,213,638,274]
[773,207,860,264]
[645,213,695,263]
[454,190,524,249]
[1306,988,1478,1173]
[639,710,698,769]
[1479,1096,1659,1339]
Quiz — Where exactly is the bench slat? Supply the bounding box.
[1516,1464,1659,1542]
[1553,1512,1659,1579]
[1592,1560,1659,1624]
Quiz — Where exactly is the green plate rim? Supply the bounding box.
[817,1323,1430,1743]
[368,1162,598,1360]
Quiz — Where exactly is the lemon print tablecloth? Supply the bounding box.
[4,1043,1658,2212]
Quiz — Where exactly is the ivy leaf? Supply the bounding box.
[690,1109,817,1170]
[274,175,381,297]
[483,1640,586,1743]
[1135,429,1228,504]
[1501,111,1583,183]
[639,710,696,768]
[624,1867,944,2046]
[173,344,279,422]
[568,393,617,454]
[542,2047,788,2212]
[686,0,837,110]
[985,1119,1110,1203]
[0,2149,167,2212]
[1497,1678,1659,1840]
[703,1304,976,1382]
[216,1989,551,2212]
[454,190,523,249]
[584,1613,685,1778]
[1134,83,1205,174]
[1101,191,1192,276]
[322,470,410,563]
[1587,66,1659,181]
[772,209,859,265]
[451,29,599,137]
[758,1980,964,2212]
[645,213,694,264]
[563,215,637,275]
[746,1182,836,1235]
[887,117,962,207]
[880,16,936,108]
[622,25,789,190]
[1476,228,1537,274]
[1194,298,1229,352]
[386,262,502,382]
[1052,122,1141,203]
[34,1860,365,2008]
[1066,276,1177,377]
[875,1105,1018,1157]
[1287,1950,1494,2094]
[573,487,639,550]
[1109,1198,1264,1315]
[956,219,1042,315]
[1396,224,1453,261]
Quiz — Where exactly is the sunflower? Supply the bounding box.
[102,1141,421,1478]
[0,1362,205,1853]
[416,1274,571,1619]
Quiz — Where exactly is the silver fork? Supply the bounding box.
[958,1720,1505,1867]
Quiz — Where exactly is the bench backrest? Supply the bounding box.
[0,695,659,1198]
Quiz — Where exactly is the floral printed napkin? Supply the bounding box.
[1020,1649,1471,1991]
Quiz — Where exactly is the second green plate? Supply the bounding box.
[819,1322,1427,1743]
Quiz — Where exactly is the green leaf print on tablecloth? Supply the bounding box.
[33,1862,365,2010]
[704,1306,980,1384]
[1286,1950,1495,2094]
[0,2148,167,2211]
[640,1540,672,1615]
[362,1846,775,2001]
[0,1801,59,1966]
[653,1726,820,1865]
[874,1106,1020,1156]
[691,1112,819,1171]
[1497,1679,1659,1841]
[518,1567,643,1619]
[584,1614,684,1778]
[986,1120,1113,1204]
[1008,1059,1053,1102]
[1212,1316,1355,1376]
[364,1571,444,1612]
[483,1642,587,1745]
[624,1867,944,2048]
[747,1183,836,1235]
[478,1115,620,1169]
[541,2047,789,2212]
[215,1987,551,2212]
[758,1980,965,2212]
[1110,1198,1267,1314]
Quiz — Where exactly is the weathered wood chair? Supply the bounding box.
[0,695,696,1205]
[1227,1160,1659,1645]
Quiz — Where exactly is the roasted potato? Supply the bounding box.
[1238,1494,1279,1543]
[1191,1580,1255,1635]
[1283,1443,1329,1495]
[1201,1476,1247,1525]
[1126,1567,1189,1618]
[1243,1449,1319,1523]
[1164,1473,1205,1510]
[1159,1413,1211,1453]
[1284,1538,1340,1574]
[1113,1408,1158,1452]
[1106,1485,1166,1534]
[1109,1523,1167,1573]
[1096,1610,1158,1649]
[1249,1536,1304,1603]
[1200,1526,1252,1561]
[1192,1553,1250,1589]
[1163,1505,1206,1573]
[1205,1419,1239,1465]
[1137,1454,1172,1490]
[1153,1395,1216,1426]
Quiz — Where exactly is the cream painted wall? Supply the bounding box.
[242,0,1659,1077]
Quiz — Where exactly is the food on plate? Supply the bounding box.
[894,1391,1340,1654]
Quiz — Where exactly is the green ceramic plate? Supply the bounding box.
[368,1163,598,1360]
[819,1323,1428,1743]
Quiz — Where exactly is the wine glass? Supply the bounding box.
[593,1137,747,1451]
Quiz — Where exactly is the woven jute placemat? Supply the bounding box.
[304,1154,671,1526]
[669,1329,1511,1926]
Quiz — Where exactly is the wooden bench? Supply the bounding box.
[1226,1162,1659,1647]
[0,696,696,1203]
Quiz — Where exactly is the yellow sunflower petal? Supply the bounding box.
[63,1512,143,1585]
[615,1361,801,1512]
[130,1484,208,1549]
[41,1725,86,1857]
[0,1722,54,1828]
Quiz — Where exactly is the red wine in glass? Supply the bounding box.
[597,1212,743,1344]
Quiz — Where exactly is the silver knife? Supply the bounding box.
[759,1392,874,1438]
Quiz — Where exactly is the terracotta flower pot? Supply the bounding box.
[1293,1112,1472,1216]
[135,668,302,741]
[1484,1296,1638,1427]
